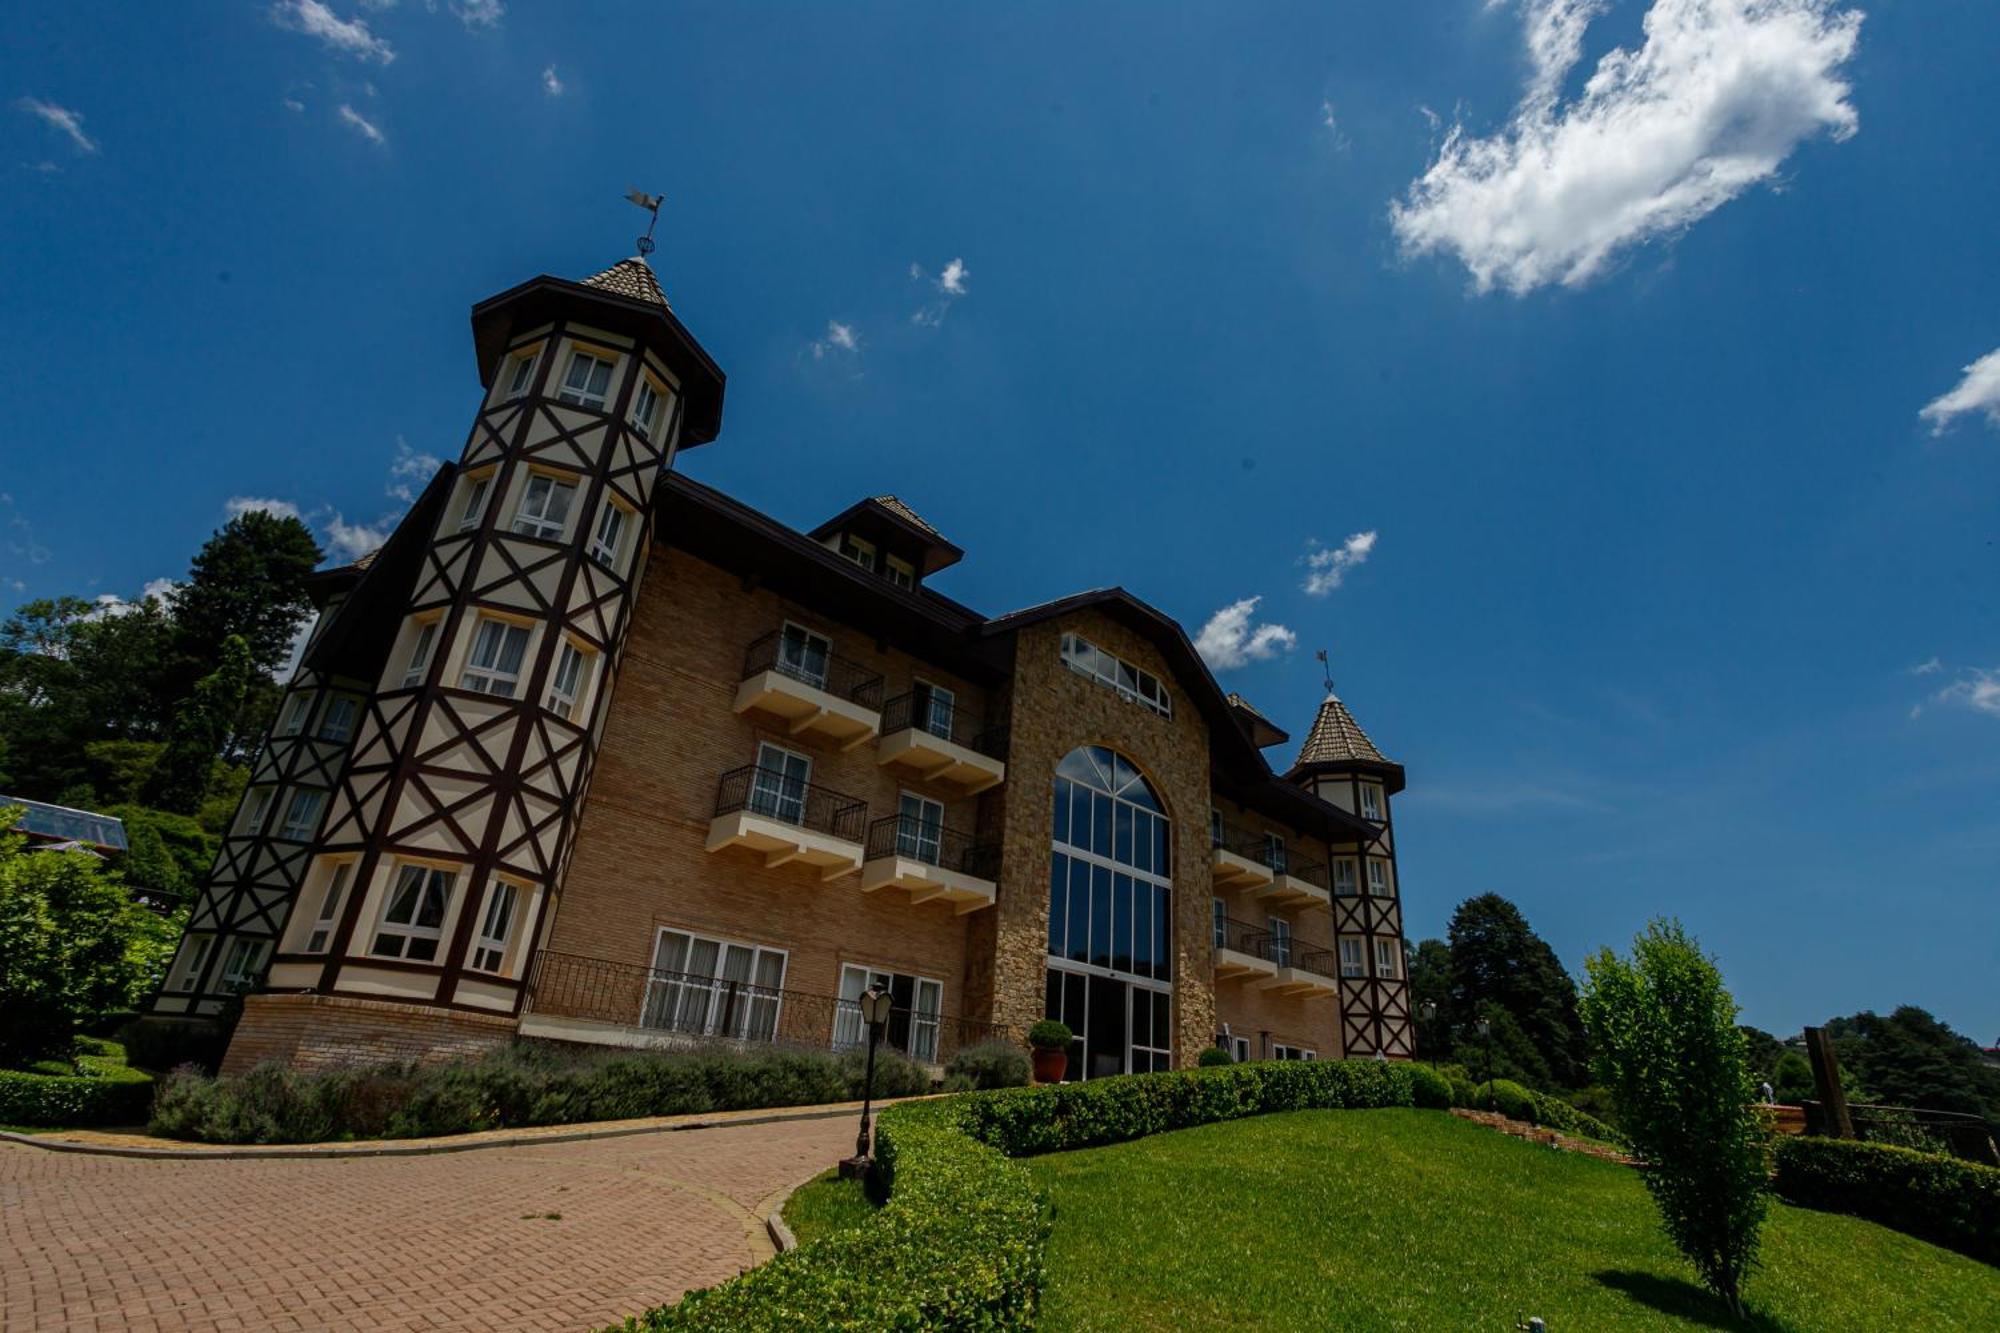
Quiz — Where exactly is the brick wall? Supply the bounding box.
[221,993,518,1074]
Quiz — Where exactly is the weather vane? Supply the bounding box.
[625,187,664,257]
[1315,648,1334,696]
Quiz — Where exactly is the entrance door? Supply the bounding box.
[1086,974,1126,1079]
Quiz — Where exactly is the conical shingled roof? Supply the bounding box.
[1295,692,1389,767]
[581,256,669,308]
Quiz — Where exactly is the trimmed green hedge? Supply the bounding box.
[0,1062,153,1127]
[1774,1135,2000,1266]
[1442,1072,1624,1145]
[622,1100,1047,1330]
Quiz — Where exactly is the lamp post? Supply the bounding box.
[1419,1000,1438,1062]
[840,984,895,1179]
[1476,1016,1494,1112]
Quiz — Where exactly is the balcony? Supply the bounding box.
[874,693,1007,794]
[1252,944,1341,999]
[860,814,999,914]
[1209,822,1276,891]
[1211,916,1278,981]
[733,631,884,750]
[704,764,867,880]
[523,950,1012,1066]
[1253,858,1333,911]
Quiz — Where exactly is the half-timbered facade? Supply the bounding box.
[151,249,1414,1076]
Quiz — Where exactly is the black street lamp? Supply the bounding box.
[839,984,896,1179]
[1476,1016,1495,1112]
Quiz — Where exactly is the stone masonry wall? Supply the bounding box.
[221,993,516,1075]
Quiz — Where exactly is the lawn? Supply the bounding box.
[782,1168,878,1246]
[1019,1109,2000,1332]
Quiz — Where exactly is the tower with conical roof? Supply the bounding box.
[153,249,726,1042]
[1286,689,1411,1056]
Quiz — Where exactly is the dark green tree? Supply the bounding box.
[1407,938,1451,1057]
[167,509,322,687]
[1826,1007,2000,1131]
[141,636,251,814]
[1739,1026,1787,1085]
[1582,920,1769,1317]
[0,595,176,798]
[1442,893,1590,1088]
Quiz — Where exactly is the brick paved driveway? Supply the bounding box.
[0,1112,856,1332]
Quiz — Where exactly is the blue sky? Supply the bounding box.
[4,2,1996,1043]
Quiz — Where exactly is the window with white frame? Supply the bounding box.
[1339,936,1366,978]
[504,345,540,399]
[749,743,810,824]
[370,863,458,961]
[1059,633,1171,717]
[834,964,944,1062]
[218,937,268,992]
[1359,783,1384,821]
[470,879,522,973]
[629,374,669,440]
[303,861,353,953]
[914,680,956,739]
[545,639,593,720]
[401,619,440,689]
[556,348,616,408]
[167,934,214,991]
[275,692,312,737]
[895,791,944,864]
[641,928,787,1040]
[1366,859,1393,897]
[837,534,875,571]
[1266,833,1288,876]
[237,785,277,837]
[884,554,915,590]
[1375,938,1401,979]
[511,472,577,540]
[460,617,531,697]
[457,472,494,532]
[1272,1043,1317,1061]
[1228,1033,1251,1063]
[277,788,326,842]
[588,501,628,569]
[775,622,831,689]
[1333,859,1359,897]
[317,694,360,743]
[1267,916,1292,968]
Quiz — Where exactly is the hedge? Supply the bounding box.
[0,1064,153,1127]
[1773,1135,2000,1266]
[1443,1073,1624,1145]
[614,1057,1420,1331]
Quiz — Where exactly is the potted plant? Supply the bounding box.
[1028,1019,1073,1084]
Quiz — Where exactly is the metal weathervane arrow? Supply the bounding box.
[625,188,664,257]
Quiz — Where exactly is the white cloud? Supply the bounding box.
[454,0,504,27]
[938,257,969,297]
[541,65,564,96]
[1194,597,1298,672]
[321,512,391,561]
[1918,346,2000,436]
[387,437,441,502]
[1929,668,2000,720]
[282,97,307,113]
[909,258,971,326]
[88,577,178,620]
[272,1,396,63]
[15,98,98,154]
[1390,0,1863,294]
[337,103,386,145]
[1321,99,1339,133]
[810,320,861,360]
[1300,530,1378,596]
[225,496,304,522]
[1908,657,1943,677]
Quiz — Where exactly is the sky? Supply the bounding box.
[3,2,1996,1044]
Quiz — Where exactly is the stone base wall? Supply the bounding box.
[220,993,519,1075]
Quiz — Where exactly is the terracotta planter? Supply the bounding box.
[1031,1047,1068,1084]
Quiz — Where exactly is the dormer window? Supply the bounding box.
[557,349,615,409]
[885,554,915,590]
[838,534,876,571]
[630,375,668,440]
[504,346,540,400]
[512,473,576,540]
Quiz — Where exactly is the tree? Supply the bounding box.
[0,808,165,1064]
[1826,1007,2000,1132]
[1739,1026,1787,1085]
[1442,893,1590,1088]
[1581,920,1769,1316]
[167,510,322,688]
[1407,938,1451,1058]
[141,636,251,814]
[0,595,176,799]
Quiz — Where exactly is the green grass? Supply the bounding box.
[780,1168,878,1247]
[1021,1108,2000,1331]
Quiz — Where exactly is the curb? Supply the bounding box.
[0,1100,878,1162]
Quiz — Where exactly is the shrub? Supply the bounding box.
[1774,1136,2000,1266]
[1196,1046,1235,1068]
[1487,1078,1539,1124]
[947,1039,1032,1089]
[1529,1090,1624,1145]
[0,1062,153,1127]
[1027,1019,1072,1051]
[117,1015,229,1075]
[1582,920,1769,1316]
[840,1047,931,1100]
[1406,1062,1452,1109]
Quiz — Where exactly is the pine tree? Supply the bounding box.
[142,636,251,815]
[1442,893,1590,1087]
[168,509,323,685]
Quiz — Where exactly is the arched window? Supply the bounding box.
[1046,746,1173,1078]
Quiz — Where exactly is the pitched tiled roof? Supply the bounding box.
[1225,692,1270,722]
[1296,692,1389,766]
[873,495,938,537]
[581,256,669,308]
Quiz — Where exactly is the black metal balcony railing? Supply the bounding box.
[878,692,1009,759]
[742,631,884,709]
[1213,915,1275,959]
[1210,821,1279,868]
[1282,860,1330,891]
[864,814,1001,880]
[715,765,868,843]
[528,950,1013,1065]
[1290,945,1337,978]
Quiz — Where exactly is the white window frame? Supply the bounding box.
[1272,1043,1317,1062]
[556,347,616,409]
[641,928,789,1040]
[837,534,875,571]
[316,694,361,743]
[237,785,277,837]
[588,500,629,569]
[401,618,440,690]
[1359,784,1384,821]
[545,638,593,720]
[1366,859,1393,898]
[277,788,326,842]
[1266,833,1288,876]
[456,471,494,533]
[303,861,353,954]
[776,621,832,689]
[469,878,524,974]
[1267,916,1292,968]
[750,742,811,825]
[369,862,460,962]
[629,372,668,440]
[459,616,532,698]
[168,934,214,991]
[275,692,312,737]
[1374,938,1401,979]
[218,936,268,991]
[896,790,945,864]
[1339,936,1366,978]
[885,554,916,590]
[1333,858,1359,897]
[1229,1034,1251,1063]
[915,679,956,739]
[834,963,944,1062]
[504,345,541,400]
[511,471,578,541]
[1059,632,1170,718]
